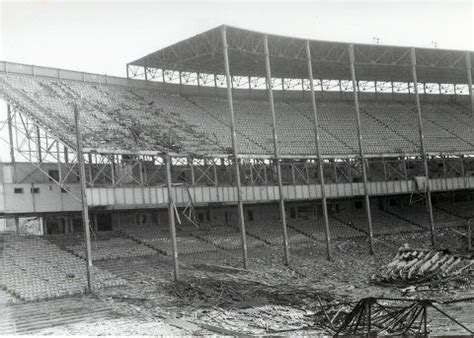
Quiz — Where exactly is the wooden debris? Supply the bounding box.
[372,248,473,289]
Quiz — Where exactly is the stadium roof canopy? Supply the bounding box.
[130,25,473,84]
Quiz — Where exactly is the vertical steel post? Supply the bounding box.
[126,64,129,79]
[6,104,16,182]
[305,40,332,260]
[56,141,62,185]
[221,26,248,268]
[348,44,375,255]
[73,104,93,292]
[15,217,20,235]
[214,74,218,96]
[263,35,290,266]
[465,51,473,116]
[189,157,195,185]
[36,126,42,163]
[410,47,435,246]
[165,154,179,281]
[87,153,93,186]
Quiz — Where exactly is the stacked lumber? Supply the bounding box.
[372,248,473,288]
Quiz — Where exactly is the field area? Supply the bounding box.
[1,226,473,335]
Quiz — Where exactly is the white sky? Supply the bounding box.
[1,0,473,77]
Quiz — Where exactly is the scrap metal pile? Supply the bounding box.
[371,247,473,289]
[335,297,474,336]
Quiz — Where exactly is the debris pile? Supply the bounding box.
[164,274,344,334]
[372,248,473,289]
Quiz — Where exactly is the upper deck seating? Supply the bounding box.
[1,72,472,157]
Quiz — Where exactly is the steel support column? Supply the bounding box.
[221,26,248,269]
[348,44,375,255]
[410,48,435,246]
[306,40,332,260]
[264,35,290,266]
[74,104,93,292]
[165,154,179,281]
[466,51,473,116]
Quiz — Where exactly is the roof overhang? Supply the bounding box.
[130,25,473,84]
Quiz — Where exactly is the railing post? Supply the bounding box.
[264,34,290,266]
[222,25,248,269]
[305,40,332,260]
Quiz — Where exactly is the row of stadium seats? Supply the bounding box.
[0,235,125,302]
[1,72,473,157]
[47,231,156,260]
[386,205,466,229]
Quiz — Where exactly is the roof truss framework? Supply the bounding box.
[130,25,474,84]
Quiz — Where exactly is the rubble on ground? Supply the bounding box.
[163,273,346,334]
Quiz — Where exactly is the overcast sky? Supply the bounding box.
[1,0,473,78]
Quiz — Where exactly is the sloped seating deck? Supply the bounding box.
[1,72,473,157]
[0,235,125,302]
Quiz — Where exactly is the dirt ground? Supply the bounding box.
[30,229,473,335]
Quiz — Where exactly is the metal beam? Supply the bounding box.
[348,44,375,255]
[165,154,179,281]
[410,47,436,246]
[306,40,332,261]
[222,25,248,269]
[264,35,290,266]
[73,104,93,293]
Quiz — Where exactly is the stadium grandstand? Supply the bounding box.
[0,25,473,304]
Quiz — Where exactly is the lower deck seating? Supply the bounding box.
[117,224,219,254]
[196,225,266,250]
[47,231,156,260]
[388,205,466,228]
[0,235,125,302]
[333,208,423,236]
[437,201,474,220]
[288,217,366,240]
[245,220,313,245]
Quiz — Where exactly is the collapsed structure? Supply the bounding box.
[0,25,473,294]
